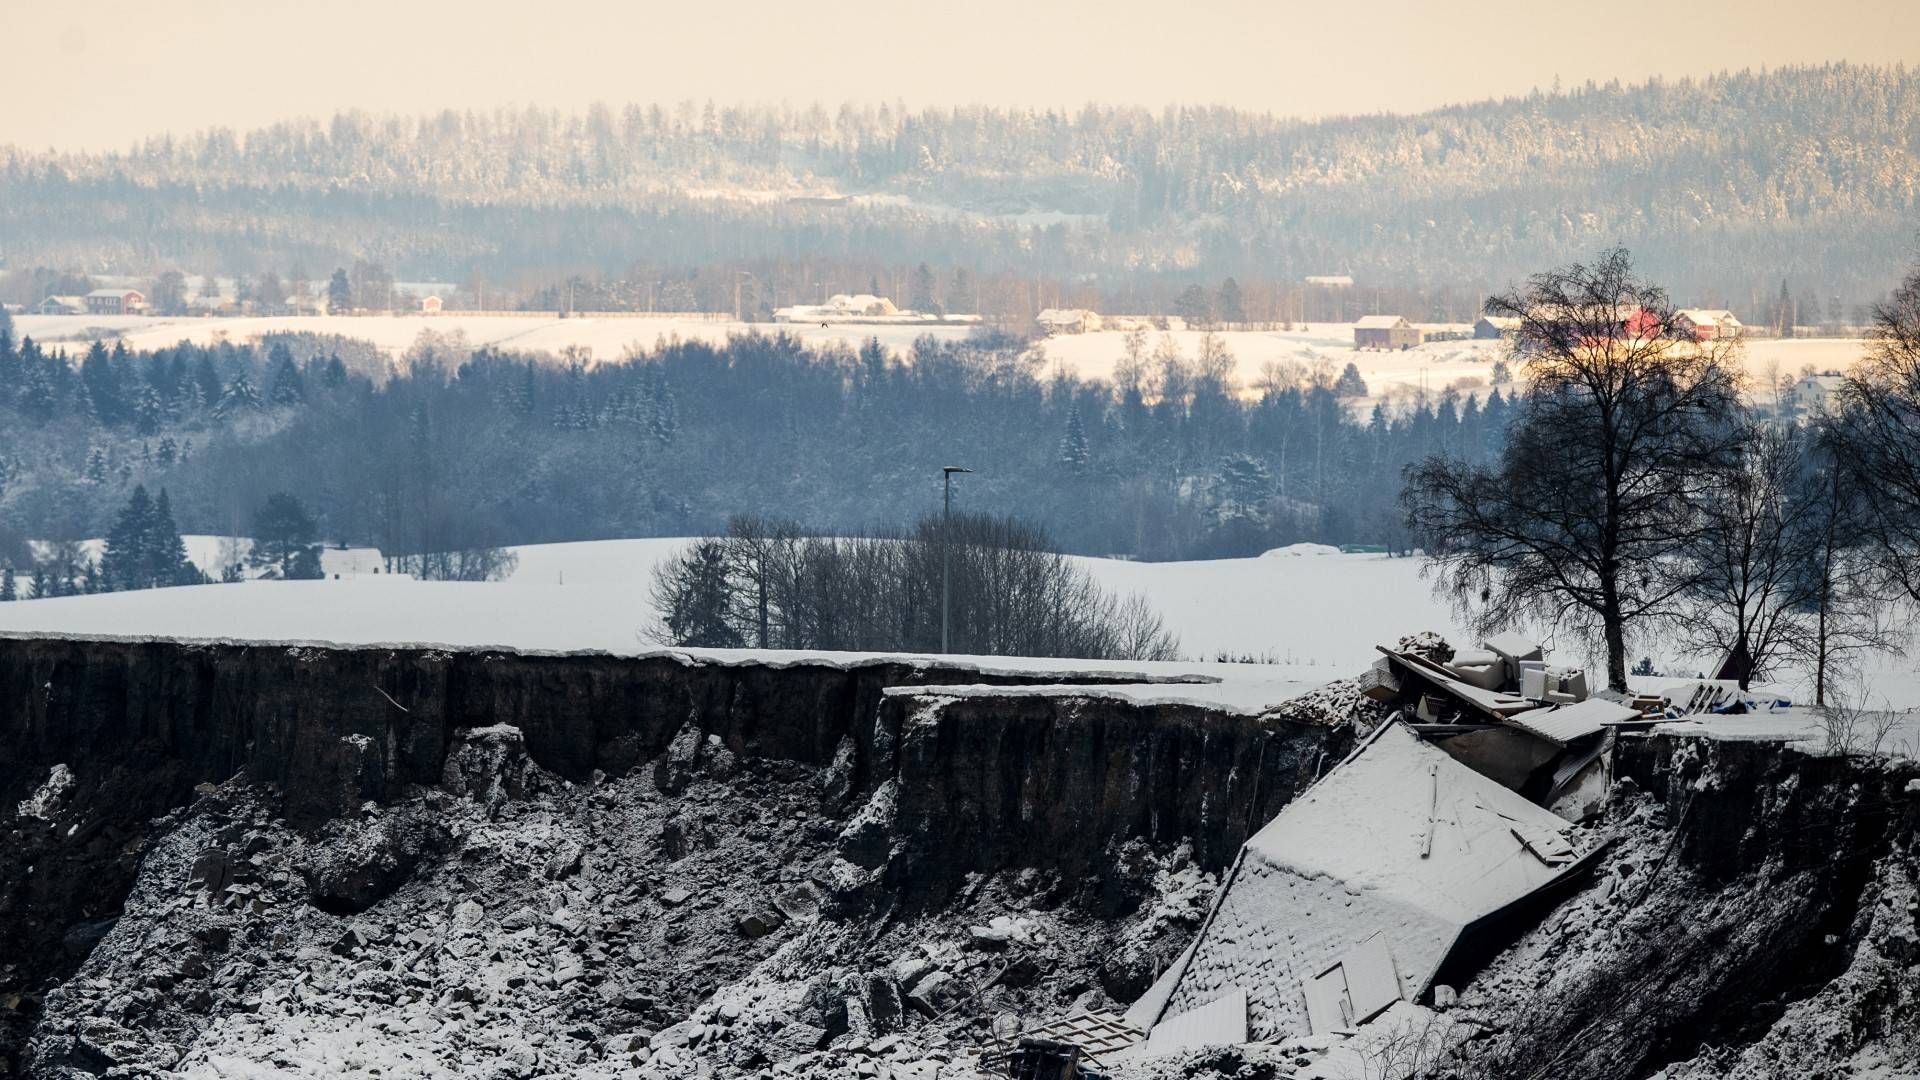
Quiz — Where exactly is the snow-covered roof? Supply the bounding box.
[87,288,142,299]
[1674,308,1741,326]
[1354,315,1409,329]
[1505,697,1639,746]
[1146,721,1597,1040]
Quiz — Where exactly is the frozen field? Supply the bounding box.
[9,313,977,368]
[2,538,1914,736]
[11,314,1869,403]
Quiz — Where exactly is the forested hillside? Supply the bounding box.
[0,320,1504,565]
[2,64,1915,307]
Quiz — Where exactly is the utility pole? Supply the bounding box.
[941,465,973,653]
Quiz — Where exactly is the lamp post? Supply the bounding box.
[941,466,973,653]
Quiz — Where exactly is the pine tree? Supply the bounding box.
[1059,404,1091,475]
[149,489,195,585]
[659,540,743,647]
[100,485,157,591]
[649,374,678,446]
[0,566,15,601]
[1332,362,1369,398]
[909,263,938,313]
[268,344,305,406]
[1174,284,1214,328]
[28,567,47,600]
[83,447,110,486]
[327,269,354,314]
[216,372,261,419]
[250,493,321,579]
[134,385,164,435]
[1217,278,1247,324]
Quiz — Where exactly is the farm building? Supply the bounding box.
[421,295,444,314]
[1353,315,1421,350]
[1473,315,1521,339]
[86,288,146,315]
[36,295,85,315]
[774,293,903,323]
[1674,308,1743,340]
[1036,308,1102,335]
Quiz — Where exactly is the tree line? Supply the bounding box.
[0,313,1514,571]
[2,64,1915,308]
[1404,247,1919,701]
[649,513,1179,661]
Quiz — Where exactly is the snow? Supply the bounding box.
[1151,722,1598,1040]
[3,536,1916,726]
[11,313,1871,405]
[9,313,979,368]
[1259,543,1343,558]
[33,535,385,582]
[883,672,1316,716]
[16,763,74,819]
[1245,723,1586,926]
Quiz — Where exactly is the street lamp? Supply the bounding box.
[941,466,973,653]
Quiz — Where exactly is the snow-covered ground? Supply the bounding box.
[9,313,978,369]
[3,537,1914,743]
[11,314,1869,404]
[32,535,385,581]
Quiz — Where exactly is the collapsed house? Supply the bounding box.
[1126,721,1605,1047]
[1114,632,1643,1056]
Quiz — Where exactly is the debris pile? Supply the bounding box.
[19,724,1219,1080]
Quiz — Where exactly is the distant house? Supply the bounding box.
[1473,315,1521,340]
[773,293,907,323]
[1673,308,1743,341]
[86,288,146,315]
[421,295,444,314]
[1354,315,1421,350]
[1036,308,1101,335]
[37,295,85,315]
[1305,275,1354,288]
[1782,373,1847,416]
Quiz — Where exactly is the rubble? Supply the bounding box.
[5,633,1915,1080]
[15,720,1225,1080]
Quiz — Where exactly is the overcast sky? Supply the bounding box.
[6,0,1919,151]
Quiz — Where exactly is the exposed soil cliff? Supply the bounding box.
[1433,735,1920,1080]
[0,634,1345,1078]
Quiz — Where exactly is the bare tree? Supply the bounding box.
[1678,422,1815,688]
[1834,256,1920,603]
[649,513,1180,660]
[1402,247,1745,690]
[1797,424,1904,705]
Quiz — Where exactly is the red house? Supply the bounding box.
[85,288,146,315]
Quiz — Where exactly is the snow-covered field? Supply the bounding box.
[2,538,1914,745]
[9,313,977,369]
[10,314,1870,404]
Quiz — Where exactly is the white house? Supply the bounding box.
[1036,308,1102,335]
[1673,308,1744,340]
[1782,373,1847,416]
